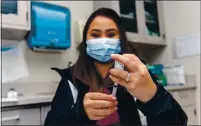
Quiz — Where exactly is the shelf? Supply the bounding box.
[146,20,156,24]
[165,85,196,91]
[129,40,166,46]
[126,32,166,47]
[120,12,135,20]
[2,94,54,107]
[144,0,155,4]
[128,42,166,54]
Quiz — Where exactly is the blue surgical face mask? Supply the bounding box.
[86,38,121,63]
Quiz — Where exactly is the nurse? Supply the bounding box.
[44,8,187,125]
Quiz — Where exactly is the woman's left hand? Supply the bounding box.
[109,54,157,103]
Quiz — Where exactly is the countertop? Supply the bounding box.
[2,94,54,107]
[164,84,196,91]
[1,84,196,108]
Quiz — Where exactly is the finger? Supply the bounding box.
[109,68,133,81]
[90,100,118,108]
[91,107,117,117]
[87,92,116,101]
[111,54,138,72]
[123,54,148,75]
[109,75,128,88]
[123,54,142,65]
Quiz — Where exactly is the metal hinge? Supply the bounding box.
[194,109,197,116]
[162,34,166,39]
[26,12,28,21]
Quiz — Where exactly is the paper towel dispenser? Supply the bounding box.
[28,2,71,50]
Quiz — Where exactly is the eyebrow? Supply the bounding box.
[90,28,118,32]
[106,28,118,32]
[90,29,101,32]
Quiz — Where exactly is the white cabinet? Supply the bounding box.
[169,89,198,125]
[2,108,41,125]
[93,0,165,45]
[1,1,30,30]
[41,105,51,125]
[140,1,165,45]
[170,89,195,106]
[112,1,145,43]
[1,104,52,126]
[183,105,197,125]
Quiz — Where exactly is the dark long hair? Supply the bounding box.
[73,8,131,90]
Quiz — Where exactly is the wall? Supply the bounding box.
[152,1,200,124]
[1,0,200,123]
[24,1,94,83]
[2,1,93,96]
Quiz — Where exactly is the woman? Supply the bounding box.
[45,8,187,126]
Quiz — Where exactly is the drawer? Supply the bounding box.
[2,108,40,125]
[183,105,198,125]
[170,90,195,106]
[41,105,51,125]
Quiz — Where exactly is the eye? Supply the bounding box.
[91,33,100,38]
[107,32,116,38]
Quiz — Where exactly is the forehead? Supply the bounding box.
[88,16,118,31]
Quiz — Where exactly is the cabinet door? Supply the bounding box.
[118,0,138,33]
[170,90,195,107]
[93,1,143,42]
[41,105,51,125]
[93,0,140,33]
[2,108,41,125]
[1,1,30,29]
[183,105,198,125]
[115,0,144,42]
[93,1,112,11]
[141,0,165,44]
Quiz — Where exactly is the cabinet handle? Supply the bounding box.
[26,12,28,21]
[194,109,197,116]
[162,34,166,39]
[2,115,20,122]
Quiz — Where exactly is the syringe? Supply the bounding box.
[112,61,124,96]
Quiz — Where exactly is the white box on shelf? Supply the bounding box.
[163,65,186,86]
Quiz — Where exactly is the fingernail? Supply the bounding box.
[109,69,112,73]
[112,97,117,100]
[115,101,118,105]
[111,54,117,58]
[109,69,114,73]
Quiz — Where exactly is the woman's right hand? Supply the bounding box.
[83,92,118,120]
